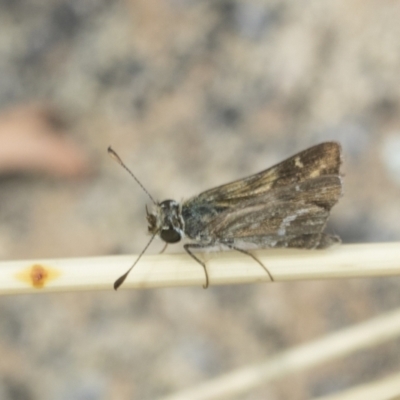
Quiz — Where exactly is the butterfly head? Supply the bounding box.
[147,200,184,243]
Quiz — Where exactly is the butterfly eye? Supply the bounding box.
[160,227,181,243]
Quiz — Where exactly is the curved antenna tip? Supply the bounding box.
[112,232,157,290]
[113,275,126,291]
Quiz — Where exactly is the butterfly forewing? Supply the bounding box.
[206,175,342,239]
[184,142,342,209]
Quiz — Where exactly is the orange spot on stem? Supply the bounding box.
[30,265,47,288]
[15,264,61,288]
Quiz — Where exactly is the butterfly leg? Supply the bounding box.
[183,243,210,289]
[159,242,168,254]
[224,244,274,282]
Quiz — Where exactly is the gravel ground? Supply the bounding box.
[1,1,400,399]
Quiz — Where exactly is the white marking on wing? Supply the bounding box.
[277,209,308,236]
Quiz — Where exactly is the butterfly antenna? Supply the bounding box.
[114,232,157,290]
[108,146,157,205]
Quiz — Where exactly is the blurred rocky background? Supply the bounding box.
[0,1,400,399]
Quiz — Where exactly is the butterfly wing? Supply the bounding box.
[181,142,342,246]
[207,175,342,239]
[184,142,342,210]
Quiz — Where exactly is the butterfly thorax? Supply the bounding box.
[147,199,185,243]
[181,201,226,242]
